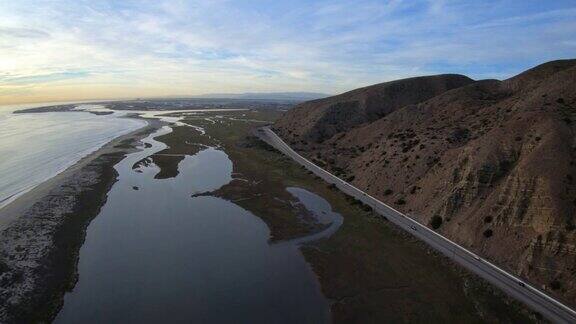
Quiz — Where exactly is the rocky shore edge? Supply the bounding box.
[0,118,163,323]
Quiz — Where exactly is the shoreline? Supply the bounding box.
[0,108,148,214]
[0,108,537,322]
[0,117,164,323]
[0,117,152,232]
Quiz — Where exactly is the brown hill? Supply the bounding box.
[273,59,576,306]
[274,74,473,143]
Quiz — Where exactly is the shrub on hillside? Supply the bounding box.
[395,198,406,205]
[430,215,443,229]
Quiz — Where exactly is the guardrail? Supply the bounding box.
[259,126,576,323]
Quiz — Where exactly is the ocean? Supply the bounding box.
[0,102,147,210]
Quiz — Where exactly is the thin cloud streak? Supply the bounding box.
[0,0,574,104]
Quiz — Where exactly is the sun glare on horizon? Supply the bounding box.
[0,0,575,104]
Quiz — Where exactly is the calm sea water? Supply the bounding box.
[0,102,146,210]
[55,126,340,323]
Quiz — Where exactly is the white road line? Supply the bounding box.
[258,126,576,324]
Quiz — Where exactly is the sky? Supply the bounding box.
[0,0,575,104]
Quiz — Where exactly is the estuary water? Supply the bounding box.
[55,125,342,323]
[0,103,147,210]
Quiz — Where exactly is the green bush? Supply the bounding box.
[430,215,443,229]
[550,280,561,290]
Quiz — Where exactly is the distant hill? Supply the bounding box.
[274,74,473,143]
[192,92,330,101]
[274,59,576,306]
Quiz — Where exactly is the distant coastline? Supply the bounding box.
[0,103,147,212]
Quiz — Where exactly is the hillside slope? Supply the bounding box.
[273,59,576,305]
[274,74,473,143]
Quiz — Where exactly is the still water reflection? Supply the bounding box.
[56,126,341,323]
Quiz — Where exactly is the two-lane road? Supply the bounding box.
[257,126,576,324]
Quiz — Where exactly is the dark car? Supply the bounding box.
[518,281,526,287]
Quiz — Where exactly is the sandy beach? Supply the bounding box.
[0,118,163,323]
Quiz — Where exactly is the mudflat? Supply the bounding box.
[172,110,538,322]
[0,118,162,323]
[0,108,540,323]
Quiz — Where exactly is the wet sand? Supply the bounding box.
[0,109,538,323]
[0,118,163,323]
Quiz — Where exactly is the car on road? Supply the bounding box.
[518,281,526,287]
[410,225,417,231]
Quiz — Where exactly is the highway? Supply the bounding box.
[257,126,576,324]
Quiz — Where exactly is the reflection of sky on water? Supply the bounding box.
[0,103,146,210]
[55,126,331,324]
[0,100,254,211]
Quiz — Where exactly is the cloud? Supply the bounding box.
[0,0,574,103]
[0,27,50,39]
[471,8,576,29]
[0,71,89,85]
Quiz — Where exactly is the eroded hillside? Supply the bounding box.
[274,59,576,305]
